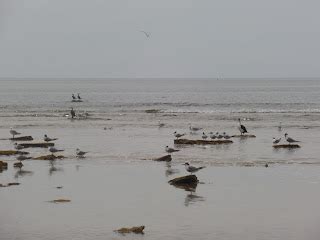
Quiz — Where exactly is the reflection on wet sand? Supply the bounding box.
[49,160,63,176]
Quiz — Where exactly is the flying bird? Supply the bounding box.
[140,30,150,38]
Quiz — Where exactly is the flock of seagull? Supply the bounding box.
[9,127,88,165]
[9,117,300,173]
[162,118,301,174]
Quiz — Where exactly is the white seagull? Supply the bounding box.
[173,131,185,139]
[223,132,231,139]
[16,155,32,161]
[10,128,21,139]
[14,143,24,150]
[165,146,180,154]
[49,147,64,155]
[44,134,58,142]
[238,118,248,135]
[272,137,281,144]
[209,132,216,140]
[76,148,88,157]
[189,124,202,132]
[183,162,206,174]
[284,133,300,144]
[216,132,224,139]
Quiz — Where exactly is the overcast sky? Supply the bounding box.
[1,0,320,78]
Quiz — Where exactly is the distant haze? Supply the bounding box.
[1,0,320,78]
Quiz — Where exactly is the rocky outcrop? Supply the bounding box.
[174,139,233,145]
[231,134,256,138]
[153,155,172,162]
[273,144,300,149]
[0,150,29,156]
[115,226,145,234]
[18,142,54,148]
[33,155,65,160]
[9,136,33,141]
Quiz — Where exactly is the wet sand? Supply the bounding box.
[0,125,320,240]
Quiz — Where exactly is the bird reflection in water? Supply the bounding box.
[14,163,33,179]
[171,181,205,207]
[165,162,180,177]
[49,160,63,176]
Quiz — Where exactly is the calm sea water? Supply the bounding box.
[1,79,320,240]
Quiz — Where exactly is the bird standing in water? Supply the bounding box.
[238,118,248,135]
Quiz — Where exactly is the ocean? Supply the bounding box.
[0,78,320,240]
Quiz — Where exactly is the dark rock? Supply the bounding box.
[169,175,198,186]
[0,150,29,156]
[18,142,54,148]
[115,226,145,234]
[153,155,172,162]
[273,144,300,149]
[174,139,233,145]
[9,136,33,141]
[33,155,65,160]
[0,161,8,169]
[231,134,256,138]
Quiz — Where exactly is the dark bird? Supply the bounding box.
[238,118,248,135]
[140,30,150,38]
[284,133,300,144]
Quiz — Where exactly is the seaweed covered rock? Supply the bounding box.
[115,226,145,234]
[0,182,20,187]
[174,139,233,145]
[273,144,300,149]
[18,142,54,148]
[9,136,33,141]
[169,175,198,185]
[33,155,65,160]
[153,155,172,162]
[0,150,29,156]
[50,199,71,203]
[231,134,256,138]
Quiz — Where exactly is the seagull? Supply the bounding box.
[44,134,58,142]
[223,132,231,139]
[189,124,202,132]
[14,143,24,150]
[173,131,185,139]
[70,108,76,119]
[158,120,165,128]
[202,132,208,140]
[284,133,300,144]
[216,132,224,139]
[49,147,64,155]
[165,146,180,154]
[10,128,21,139]
[183,162,206,174]
[209,132,216,140]
[140,30,150,38]
[77,93,81,100]
[272,137,281,144]
[238,118,248,135]
[72,94,76,100]
[76,148,88,157]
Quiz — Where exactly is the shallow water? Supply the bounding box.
[1,79,320,239]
